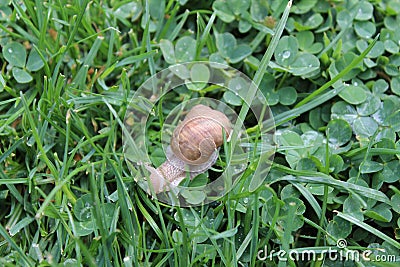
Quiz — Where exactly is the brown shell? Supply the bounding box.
[171,104,232,165]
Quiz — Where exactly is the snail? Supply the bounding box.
[146,104,232,193]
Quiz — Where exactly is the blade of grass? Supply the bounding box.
[12,0,40,39]
[109,158,140,266]
[158,1,180,40]
[247,3,293,265]
[196,12,216,59]
[0,224,34,266]
[142,0,157,95]
[272,83,347,128]
[295,35,379,108]
[20,91,58,180]
[72,36,104,88]
[0,168,24,203]
[249,191,260,267]
[0,138,24,163]
[89,164,112,265]
[51,0,89,87]
[336,211,400,249]
[280,200,297,266]
[272,167,390,204]
[243,3,288,124]
[37,1,50,50]
[232,0,292,144]
[0,89,37,134]
[175,208,190,266]
[290,182,324,223]
[168,10,190,42]
[189,207,228,266]
[115,50,158,68]
[313,130,331,253]
[344,147,400,158]
[35,162,101,219]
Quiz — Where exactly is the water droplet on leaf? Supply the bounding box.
[282,50,291,59]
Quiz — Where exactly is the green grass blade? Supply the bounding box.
[291,182,324,222]
[295,35,379,108]
[336,212,400,249]
[273,170,390,204]
[232,0,291,145]
[272,83,347,128]
[0,224,34,265]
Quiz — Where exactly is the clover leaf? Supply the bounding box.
[296,31,323,54]
[274,36,298,66]
[26,49,45,72]
[278,86,297,105]
[353,117,379,138]
[338,85,367,105]
[175,36,197,62]
[3,42,26,68]
[140,0,165,32]
[273,36,320,78]
[327,119,352,146]
[12,68,33,84]
[355,1,374,21]
[356,92,381,116]
[2,42,45,84]
[354,21,376,39]
[365,204,393,222]
[327,216,352,245]
[390,76,400,96]
[186,63,210,91]
[293,13,323,31]
[215,32,252,64]
[213,0,271,34]
[73,194,116,237]
[160,36,196,64]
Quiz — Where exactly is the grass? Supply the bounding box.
[1,0,400,266]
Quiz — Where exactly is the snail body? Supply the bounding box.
[147,104,232,193]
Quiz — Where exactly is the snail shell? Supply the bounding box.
[170,104,232,165]
[147,104,232,193]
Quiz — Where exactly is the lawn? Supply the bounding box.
[0,0,400,266]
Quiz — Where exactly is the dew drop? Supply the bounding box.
[8,48,13,53]
[282,50,291,59]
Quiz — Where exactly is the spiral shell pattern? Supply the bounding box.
[171,104,232,165]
